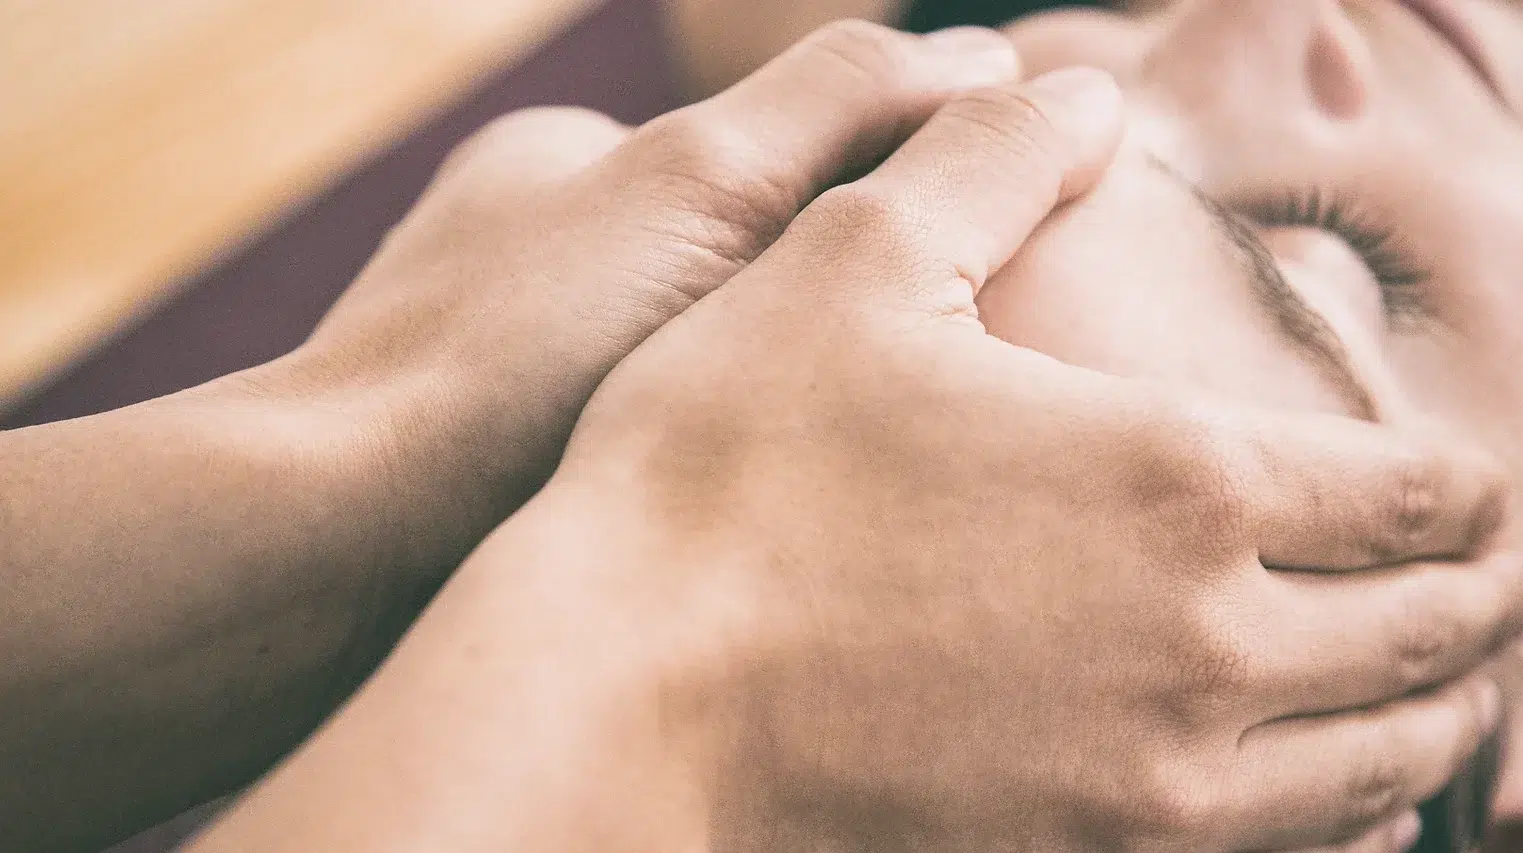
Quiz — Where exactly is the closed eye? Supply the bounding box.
[1141,154,1379,421]
[1236,187,1432,328]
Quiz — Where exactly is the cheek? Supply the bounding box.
[1262,230,1413,418]
[977,238,1353,417]
[1386,322,1523,505]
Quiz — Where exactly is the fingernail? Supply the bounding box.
[1480,678,1503,732]
[922,27,1020,86]
[1391,810,1422,852]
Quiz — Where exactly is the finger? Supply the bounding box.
[1281,809,1421,853]
[1206,409,1511,570]
[1255,550,1523,716]
[701,23,1025,179]
[1229,675,1500,850]
[432,106,631,194]
[784,65,1123,306]
[606,22,1025,273]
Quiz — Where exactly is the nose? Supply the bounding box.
[1141,0,1374,125]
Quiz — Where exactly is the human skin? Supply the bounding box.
[679,0,1523,843]
[187,66,1522,853]
[0,26,1029,853]
[6,14,1516,853]
[998,0,1523,842]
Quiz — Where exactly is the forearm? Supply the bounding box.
[185,486,723,853]
[0,349,516,852]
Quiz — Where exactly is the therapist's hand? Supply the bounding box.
[279,22,1022,546]
[190,63,1519,853]
[520,68,1519,852]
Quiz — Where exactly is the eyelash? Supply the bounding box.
[1243,188,1431,323]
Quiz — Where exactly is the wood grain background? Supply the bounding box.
[0,0,599,410]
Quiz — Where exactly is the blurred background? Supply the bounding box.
[0,0,684,432]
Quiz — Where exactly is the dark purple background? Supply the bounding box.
[75,1,678,849]
[4,0,680,431]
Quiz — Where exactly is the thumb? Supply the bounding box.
[768,67,1124,310]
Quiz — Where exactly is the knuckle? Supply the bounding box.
[445,113,524,170]
[804,183,927,252]
[638,108,754,180]
[1475,464,1514,544]
[1388,592,1460,690]
[1156,610,1257,729]
[1437,680,1492,765]
[1488,579,1523,654]
[1338,740,1408,833]
[800,19,914,90]
[427,107,627,208]
[628,111,797,266]
[1370,452,1442,563]
[1453,693,1489,769]
[1128,761,1221,841]
[490,105,617,143]
[1120,406,1251,568]
[1189,622,1256,698]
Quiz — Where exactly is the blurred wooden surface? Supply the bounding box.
[0,0,600,411]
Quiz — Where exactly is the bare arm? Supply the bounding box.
[0,25,1023,851]
[0,355,494,852]
[187,66,1511,853]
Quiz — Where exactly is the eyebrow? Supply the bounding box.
[1143,155,1379,421]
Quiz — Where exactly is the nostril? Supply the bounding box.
[1306,20,1371,120]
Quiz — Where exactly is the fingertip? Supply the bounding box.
[1434,674,1502,774]
[1479,677,1503,735]
[1404,425,1511,558]
[919,27,1023,88]
[1020,67,1126,200]
[1390,809,1421,852]
[1466,451,1514,553]
[1024,66,1124,114]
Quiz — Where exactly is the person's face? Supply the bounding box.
[983,0,1523,503]
[977,0,1523,818]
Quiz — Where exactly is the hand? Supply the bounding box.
[187,63,1522,853]
[1285,814,1421,853]
[532,67,1521,851]
[274,22,1024,576]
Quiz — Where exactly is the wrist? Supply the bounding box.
[279,326,568,504]
[223,342,531,565]
[177,352,506,688]
[204,481,745,852]
[465,481,769,826]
